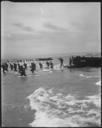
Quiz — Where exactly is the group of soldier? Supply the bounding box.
[1,61,27,76]
[1,58,64,76]
[2,55,100,76]
[1,61,38,76]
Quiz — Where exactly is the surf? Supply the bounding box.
[26,87,101,127]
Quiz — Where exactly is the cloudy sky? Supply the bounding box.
[1,2,101,58]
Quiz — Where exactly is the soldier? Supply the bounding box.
[5,62,8,72]
[58,58,64,70]
[69,57,72,66]
[24,62,27,70]
[18,62,21,74]
[49,61,53,70]
[30,62,36,73]
[39,62,43,70]
[19,65,26,76]
[46,61,50,69]
[1,63,6,74]
[10,63,14,71]
[14,63,17,71]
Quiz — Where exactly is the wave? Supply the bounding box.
[27,87,101,127]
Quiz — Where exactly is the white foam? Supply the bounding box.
[96,80,101,86]
[42,69,51,72]
[80,74,84,77]
[86,94,101,108]
[27,87,101,127]
[80,74,99,79]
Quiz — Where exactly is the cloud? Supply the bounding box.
[2,2,100,58]
[5,32,44,41]
[13,22,34,32]
[44,22,67,32]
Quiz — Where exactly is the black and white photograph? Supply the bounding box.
[1,1,101,127]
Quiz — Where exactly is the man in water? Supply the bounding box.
[39,62,43,70]
[18,62,21,74]
[17,61,26,76]
[19,65,26,76]
[1,63,6,74]
[30,62,36,73]
[69,57,72,66]
[49,61,54,70]
[58,58,64,71]
[46,61,50,69]
[14,63,17,72]
[10,62,14,71]
[24,62,27,70]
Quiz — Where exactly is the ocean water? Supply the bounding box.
[1,66,101,127]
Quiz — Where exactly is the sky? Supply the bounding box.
[1,2,101,58]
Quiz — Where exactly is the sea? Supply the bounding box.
[1,57,101,127]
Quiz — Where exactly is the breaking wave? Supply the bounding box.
[26,87,101,127]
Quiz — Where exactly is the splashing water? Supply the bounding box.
[27,87,101,127]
